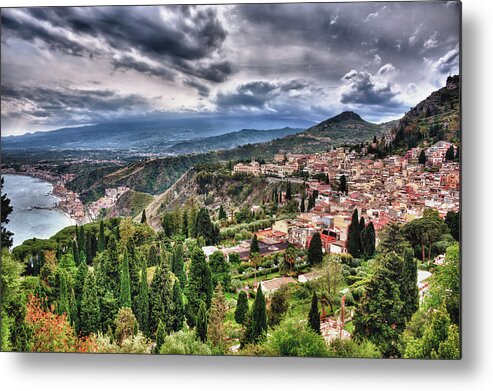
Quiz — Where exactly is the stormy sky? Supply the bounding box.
[1,1,461,136]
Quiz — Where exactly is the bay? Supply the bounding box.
[2,174,75,248]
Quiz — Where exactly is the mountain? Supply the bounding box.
[1,116,312,153]
[306,110,385,143]
[391,75,460,150]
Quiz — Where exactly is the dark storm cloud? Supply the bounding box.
[340,69,399,106]
[111,56,175,80]
[1,85,150,125]
[1,6,233,82]
[216,80,310,109]
[183,79,210,97]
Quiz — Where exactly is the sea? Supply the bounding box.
[2,174,75,248]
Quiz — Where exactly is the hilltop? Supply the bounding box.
[391,75,460,150]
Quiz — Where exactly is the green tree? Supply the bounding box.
[207,283,227,347]
[244,284,267,344]
[445,144,455,161]
[155,320,167,353]
[401,249,419,321]
[339,174,348,194]
[0,178,14,249]
[377,223,410,256]
[445,211,460,242]
[418,149,427,164]
[114,307,138,344]
[98,220,106,252]
[196,300,208,343]
[171,281,184,332]
[209,251,231,291]
[171,243,186,288]
[119,250,132,308]
[268,286,290,327]
[140,209,147,224]
[300,195,306,213]
[361,222,376,258]
[195,207,219,245]
[135,262,150,336]
[149,257,174,335]
[56,271,71,318]
[185,247,213,327]
[286,181,292,200]
[235,291,249,325]
[218,205,227,220]
[250,234,260,255]
[307,232,323,265]
[308,291,321,334]
[353,252,406,357]
[96,235,120,294]
[80,270,100,335]
[347,209,361,258]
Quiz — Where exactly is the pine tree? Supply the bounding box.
[235,291,249,325]
[119,250,132,308]
[140,209,147,224]
[250,234,260,255]
[185,247,213,327]
[207,283,227,347]
[98,220,106,252]
[196,300,208,343]
[307,232,323,265]
[80,270,100,336]
[136,262,150,336]
[171,281,184,332]
[347,209,361,258]
[244,284,267,344]
[418,149,427,164]
[308,291,321,334]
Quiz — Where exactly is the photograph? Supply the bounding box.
[1,1,461,359]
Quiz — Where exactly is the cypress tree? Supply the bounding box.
[401,248,419,321]
[78,225,86,259]
[455,146,460,160]
[308,291,321,334]
[445,145,455,161]
[188,204,198,238]
[74,260,88,302]
[195,207,218,245]
[207,283,227,347]
[155,320,166,353]
[181,209,189,236]
[97,235,119,294]
[307,232,323,265]
[136,262,150,336]
[418,149,427,164]
[98,220,106,252]
[171,243,186,288]
[196,300,208,343]
[57,271,70,318]
[347,209,362,258]
[245,284,267,344]
[286,181,292,200]
[72,240,80,266]
[140,209,147,224]
[119,250,132,308]
[185,247,213,327]
[100,290,118,334]
[362,222,376,258]
[218,205,227,220]
[359,217,366,234]
[149,256,174,335]
[339,174,348,194]
[300,196,306,213]
[80,271,100,335]
[250,234,260,255]
[235,291,249,325]
[171,281,184,332]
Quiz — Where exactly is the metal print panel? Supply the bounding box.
[0,1,461,358]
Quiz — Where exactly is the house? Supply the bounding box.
[260,276,297,295]
[298,271,322,283]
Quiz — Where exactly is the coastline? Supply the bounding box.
[2,171,84,225]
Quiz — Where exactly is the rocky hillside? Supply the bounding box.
[392,75,460,150]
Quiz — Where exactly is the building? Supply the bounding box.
[260,276,297,295]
